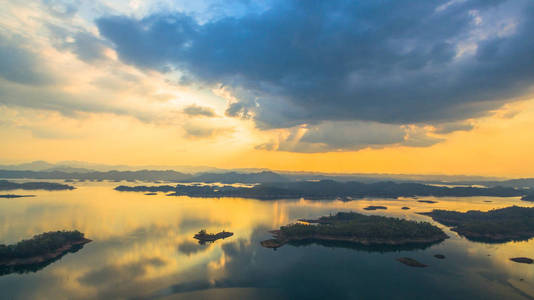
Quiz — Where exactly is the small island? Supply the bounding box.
[260,212,448,249]
[396,257,427,268]
[363,205,387,211]
[0,194,36,198]
[510,257,533,264]
[0,230,91,273]
[401,207,410,210]
[418,200,438,204]
[420,206,534,242]
[193,230,233,244]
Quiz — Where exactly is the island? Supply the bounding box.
[114,180,525,200]
[363,205,387,210]
[0,194,36,198]
[418,200,438,204]
[193,230,233,244]
[260,212,448,249]
[396,257,427,268]
[0,180,75,191]
[510,257,533,264]
[401,207,410,210]
[420,206,534,242]
[0,230,91,275]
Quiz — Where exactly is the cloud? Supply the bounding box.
[0,35,54,85]
[97,0,534,134]
[177,240,210,256]
[183,104,217,117]
[257,121,443,153]
[79,257,167,287]
[42,0,80,19]
[433,121,475,134]
[183,122,234,139]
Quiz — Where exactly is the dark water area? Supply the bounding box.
[0,181,533,299]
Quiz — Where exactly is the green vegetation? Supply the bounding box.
[0,194,35,198]
[363,206,387,210]
[116,180,525,200]
[262,212,448,249]
[0,180,74,191]
[193,230,233,244]
[0,230,87,260]
[281,212,446,240]
[421,206,534,242]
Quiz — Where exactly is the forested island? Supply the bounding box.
[420,206,534,242]
[260,212,448,249]
[0,230,91,275]
[115,180,525,200]
[0,194,36,198]
[193,230,233,244]
[0,180,75,191]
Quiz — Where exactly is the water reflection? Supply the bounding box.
[0,243,88,276]
[282,239,443,253]
[0,182,533,299]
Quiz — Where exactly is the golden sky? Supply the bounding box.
[1,0,534,177]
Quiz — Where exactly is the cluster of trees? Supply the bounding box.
[0,180,74,191]
[422,206,534,240]
[280,212,445,239]
[0,230,85,259]
[115,180,525,200]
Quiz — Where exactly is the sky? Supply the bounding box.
[1,0,534,177]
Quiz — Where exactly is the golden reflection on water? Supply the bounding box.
[1,181,534,299]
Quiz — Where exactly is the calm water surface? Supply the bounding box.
[1,181,534,299]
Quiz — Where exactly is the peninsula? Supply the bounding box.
[420,206,534,242]
[260,212,448,249]
[0,180,75,191]
[0,194,36,198]
[115,180,525,200]
[0,230,91,271]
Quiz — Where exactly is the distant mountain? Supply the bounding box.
[0,170,191,182]
[0,161,226,173]
[1,161,531,188]
[186,171,289,184]
[0,169,289,184]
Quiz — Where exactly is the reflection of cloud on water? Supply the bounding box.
[76,257,168,299]
[79,257,167,287]
[177,240,211,256]
[147,225,534,300]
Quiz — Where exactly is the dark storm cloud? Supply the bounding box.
[97,0,534,130]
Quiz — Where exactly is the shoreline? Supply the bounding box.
[261,230,448,249]
[0,238,92,267]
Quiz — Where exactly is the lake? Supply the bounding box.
[1,180,534,299]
